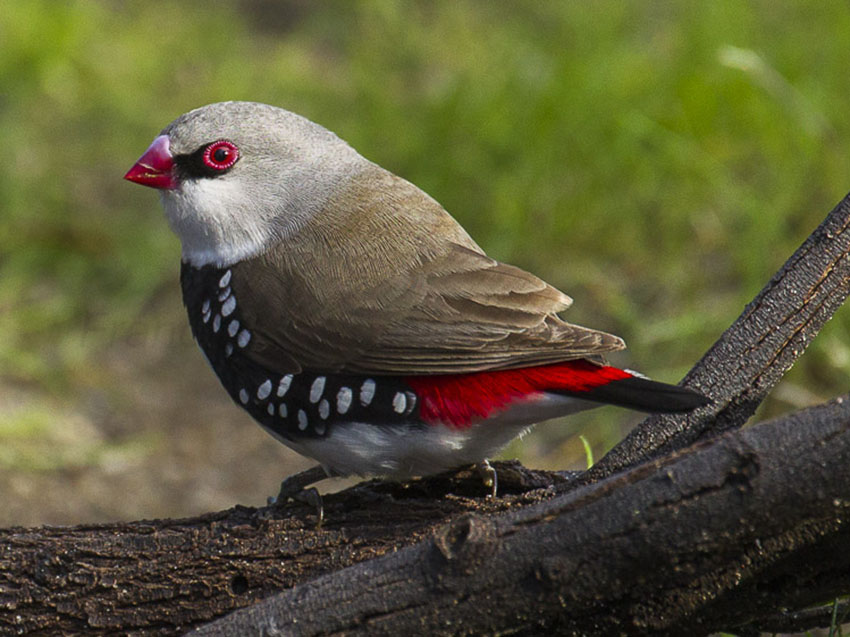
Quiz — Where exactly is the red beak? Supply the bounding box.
[124,135,177,190]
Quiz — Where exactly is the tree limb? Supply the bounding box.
[748,600,850,635]
[191,394,850,636]
[0,464,565,635]
[2,192,850,636]
[586,189,850,481]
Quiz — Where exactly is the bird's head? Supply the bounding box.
[125,101,365,267]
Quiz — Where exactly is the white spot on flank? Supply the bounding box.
[360,379,376,406]
[297,409,308,430]
[279,396,598,480]
[337,387,353,414]
[219,270,232,288]
[224,342,234,357]
[237,329,251,348]
[277,374,293,397]
[221,295,237,317]
[218,286,231,302]
[227,319,240,337]
[310,376,326,403]
[257,379,272,400]
[202,299,211,314]
[267,403,275,416]
[392,392,407,414]
[318,399,330,420]
[212,314,221,332]
[279,403,288,418]
[202,310,211,324]
[239,389,249,404]
[314,421,326,436]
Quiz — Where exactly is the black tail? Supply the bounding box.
[563,376,711,413]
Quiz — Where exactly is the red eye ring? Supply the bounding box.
[202,140,239,171]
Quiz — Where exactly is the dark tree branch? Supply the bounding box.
[750,600,850,635]
[192,395,850,636]
[587,190,850,481]
[2,191,850,636]
[0,465,564,635]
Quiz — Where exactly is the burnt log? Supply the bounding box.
[2,190,850,636]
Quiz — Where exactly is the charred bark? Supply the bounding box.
[587,190,850,481]
[2,190,850,636]
[192,395,850,637]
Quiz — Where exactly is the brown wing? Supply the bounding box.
[231,165,625,376]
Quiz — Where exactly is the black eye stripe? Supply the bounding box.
[174,141,240,180]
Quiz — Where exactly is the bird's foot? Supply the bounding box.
[269,465,328,529]
[476,459,498,498]
[294,487,324,529]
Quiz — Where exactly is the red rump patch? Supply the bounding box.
[405,360,631,429]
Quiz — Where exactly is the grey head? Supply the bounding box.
[129,101,368,267]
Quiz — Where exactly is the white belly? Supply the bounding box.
[265,393,598,478]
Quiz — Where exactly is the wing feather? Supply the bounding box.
[231,165,625,376]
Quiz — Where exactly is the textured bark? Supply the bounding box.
[2,191,850,636]
[586,190,850,481]
[0,465,564,636]
[192,395,850,637]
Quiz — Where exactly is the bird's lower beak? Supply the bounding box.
[124,135,177,190]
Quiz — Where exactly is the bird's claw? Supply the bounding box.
[270,465,328,529]
[477,459,498,498]
[293,487,324,529]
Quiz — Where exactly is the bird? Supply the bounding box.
[124,101,708,510]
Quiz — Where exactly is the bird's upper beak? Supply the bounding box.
[124,135,177,190]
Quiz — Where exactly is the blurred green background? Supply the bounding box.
[2,0,849,526]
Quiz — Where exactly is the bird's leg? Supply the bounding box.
[269,465,329,528]
[294,488,324,530]
[476,459,498,498]
[273,464,329,500]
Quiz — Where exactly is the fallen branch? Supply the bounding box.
[2,191,850,636]
[0,464,563,635]
[587,190,850,481]
[192,394,850,636]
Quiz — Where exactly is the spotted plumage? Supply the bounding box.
[126,101,709,483]
[182,263,424,444]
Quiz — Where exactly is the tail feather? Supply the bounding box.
[407,359,709,428]
[564,375,710,413]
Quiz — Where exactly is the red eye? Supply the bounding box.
[202,140,239,171]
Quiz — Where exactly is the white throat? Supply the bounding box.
[161,178,281,267]
[161,146,365,268]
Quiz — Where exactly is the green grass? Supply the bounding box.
[2,0,850,466]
